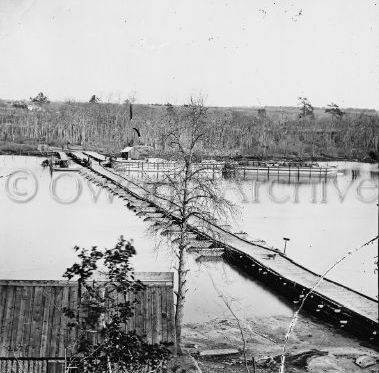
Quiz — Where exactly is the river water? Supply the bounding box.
[0,156,377,323]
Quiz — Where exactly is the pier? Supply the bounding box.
[69,151,378,344]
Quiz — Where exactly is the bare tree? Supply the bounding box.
[210,276,254,373]
[278,235,378,373]
[146,97,236,354]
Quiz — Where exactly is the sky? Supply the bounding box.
[0,0,378,109]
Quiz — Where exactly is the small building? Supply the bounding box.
[121,146,134,160]
[37,144,50,152]
[120,145,155,160]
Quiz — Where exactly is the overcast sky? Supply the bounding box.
[0,0,378,108]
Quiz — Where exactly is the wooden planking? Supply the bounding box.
[134,289,144,338]
[128,290,135,332]
[167,285,175,345]
[40,287,52,358]
[10,287,22,354]
[155,287,162,344]
[15,287,28,355]
[161,286,168,343]
[30,286,44,357]
[0,274,174,358]
[67,285,78,354]
[143,288,153,343]
[0,285,9,355]
[3,286,16,356]
[151,288,158,344]
[58,286,69,357]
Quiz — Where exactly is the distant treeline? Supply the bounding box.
[0,101,378,161]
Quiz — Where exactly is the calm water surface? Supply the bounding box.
[0,156,292,323]
[222,162,378,298]
[0,156,377,324]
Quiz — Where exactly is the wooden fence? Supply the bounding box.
[0,357,64,373]
[0,273,174,364]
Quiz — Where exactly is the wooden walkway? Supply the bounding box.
[69,152,378,343]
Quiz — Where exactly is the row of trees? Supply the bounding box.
[1,97,378,159]
[298,97,344,119]
[15,92,136,106]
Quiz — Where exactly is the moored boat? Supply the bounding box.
[42,152,80,172]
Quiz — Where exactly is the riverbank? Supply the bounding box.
[0,141,378,164]
[183,314,379,372]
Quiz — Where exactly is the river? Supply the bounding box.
[0,156,377,324]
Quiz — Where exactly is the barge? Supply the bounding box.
[223,161,338,177]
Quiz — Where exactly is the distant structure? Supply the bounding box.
[120,145,154,160]
[37,144,50,152]
[257,108,267,118]
[12,101,28,109]
[121,146,134,160]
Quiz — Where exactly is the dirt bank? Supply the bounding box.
[182,314,379,372]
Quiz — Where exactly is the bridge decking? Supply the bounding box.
[69,152,378,342]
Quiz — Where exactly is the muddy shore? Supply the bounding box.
[181,314,379,372]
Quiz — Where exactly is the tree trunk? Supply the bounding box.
[174,244,188,355]
[175,159,191,355]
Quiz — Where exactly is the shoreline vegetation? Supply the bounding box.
[0,100,378,163]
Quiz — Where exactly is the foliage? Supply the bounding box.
[0,101,378,160]
[30,92,50,105]
[89,95,101,104]
[62,237,170,372]
[12,101,28,109]
[325,102,344,118]
[298,97,314,119]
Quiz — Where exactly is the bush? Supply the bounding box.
[63,237,170,372]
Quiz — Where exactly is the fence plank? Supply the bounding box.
[58,287,69,357]
[0,286,10,355]
[15,287,28,357]
[66,285,77,354]
[135,290,144,338]
[143,286,151,343]
[161,286,168,343]
[3,286,16,356]
[50,287,63,357]
[10,287,23,355]
[40,288,52,357]
[0,276,174,358]
[30,287,44,357]
[167,285,175,344]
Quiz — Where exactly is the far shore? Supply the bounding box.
[0,142,377,164]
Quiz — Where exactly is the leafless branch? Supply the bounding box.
[278,235,378,373]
